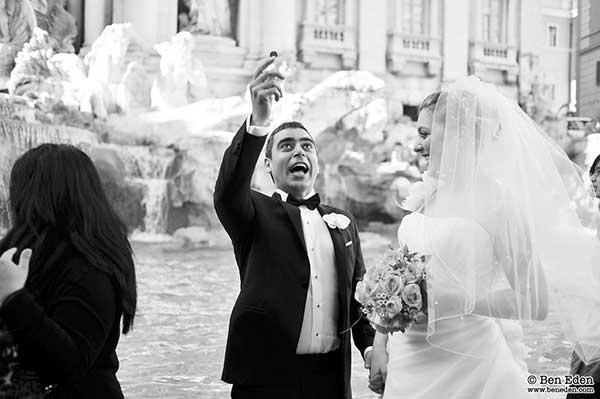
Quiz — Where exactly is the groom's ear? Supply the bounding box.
[264,157,274,182]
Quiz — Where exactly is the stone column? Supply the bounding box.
[113,0,177,45]
[239,0,264,64]
[506,0,517,46]
[390,0,401,33]
[262,0,296,58]
[66,0,84,50]
[84,0,107,45]
[358,0,386,74]
[342,0,358,68]
[344,0,356,27]
[442,0,469,81]
[471,0,482,41]
[305,0,316,22]
[430,0,441,38]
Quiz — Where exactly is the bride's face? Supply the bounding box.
[414,107,433,171]
[590,163,600,198]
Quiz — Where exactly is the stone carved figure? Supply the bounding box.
[8,27,113,118]
[83,23,135,85]
[83,23,155,114]
[29,0,77,53]
[179,0,231,37]
[151,31,208,110]
[0,0,36,84]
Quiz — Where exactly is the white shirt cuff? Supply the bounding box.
[364,346,373,358]
[246,116,269,137]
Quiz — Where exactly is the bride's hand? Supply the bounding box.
[0,248,31,304]
[368,332,389,395]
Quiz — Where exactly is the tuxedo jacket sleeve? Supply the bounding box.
[213,121,265,245]
[349,215,375,356]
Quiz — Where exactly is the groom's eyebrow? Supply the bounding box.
[278,137,315,145]
[277,137,296,146]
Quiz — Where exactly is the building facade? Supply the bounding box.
[66,0,576,118]
[577,0,600,118]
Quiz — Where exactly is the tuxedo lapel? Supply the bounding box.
[274,193,307,252]
[318,205,349,315]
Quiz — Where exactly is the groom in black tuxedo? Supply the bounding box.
[214,57,375,399]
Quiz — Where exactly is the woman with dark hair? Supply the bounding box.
[0,144,137,398]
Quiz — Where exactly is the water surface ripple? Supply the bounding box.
[117,238,570,398]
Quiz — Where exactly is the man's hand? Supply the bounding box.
[249,56,285,127]
[365,342,388,395]
[0,248,31,304]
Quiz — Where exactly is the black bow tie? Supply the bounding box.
[286,193,321,210]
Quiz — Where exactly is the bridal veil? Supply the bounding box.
[419,76,600,364]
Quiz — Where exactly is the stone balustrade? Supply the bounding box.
[386,32,442,76]
[469,41,519,83]
[298,22,357,69]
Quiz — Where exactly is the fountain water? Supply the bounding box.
[111,144,175,235]
[0,114,177,235]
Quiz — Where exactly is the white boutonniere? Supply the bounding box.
[400,171,437,212]
[322,213,351,230]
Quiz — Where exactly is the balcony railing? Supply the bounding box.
[299,22,357,69]
[387,32,442,76]
[469,41,519,83]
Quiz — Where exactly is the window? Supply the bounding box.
[596,61,600,87]
[401,0,428,35]
[482,0,506,43]
[548,26,557,47]
[316,0,343,25]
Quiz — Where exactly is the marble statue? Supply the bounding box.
[151,31,208,110]
[8,27,114,118]
[179,0,231,37]
[0,0,36,85]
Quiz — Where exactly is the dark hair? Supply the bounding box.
[0,144,137,334]
[265,121,311,159]
[418,91,441,115]
[590,154,600,176]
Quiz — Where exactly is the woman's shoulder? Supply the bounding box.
[56,249,116,290]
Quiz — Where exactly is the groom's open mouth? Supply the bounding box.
[288,161,309,177]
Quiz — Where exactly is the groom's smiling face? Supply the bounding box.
[265,127,319,199]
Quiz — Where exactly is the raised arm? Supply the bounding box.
[213,57,284,243]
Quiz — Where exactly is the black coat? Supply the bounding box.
[214,122,375,399]
[0,246,123,399]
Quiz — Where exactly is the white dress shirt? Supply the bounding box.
[275,189,341,354]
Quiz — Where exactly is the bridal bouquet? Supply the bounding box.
[356,245,428,334]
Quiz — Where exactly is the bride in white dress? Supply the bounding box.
[372,77,600,399]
